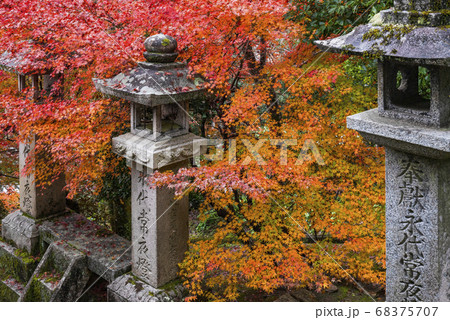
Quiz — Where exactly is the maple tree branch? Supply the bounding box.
[229,60,244,92]
[0,151,18,156]
[244,43,258,77]
[0,172,19,180]
[4,136,16,142]
[257,37,267,74]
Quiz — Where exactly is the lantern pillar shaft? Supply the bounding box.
[130,161,189,288]
[385,148,450,301]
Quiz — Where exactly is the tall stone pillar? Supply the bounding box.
[385,149,450,301]
[94,34,206,301]
[316,0,450,301]
[130,160,189,288]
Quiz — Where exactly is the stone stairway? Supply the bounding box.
[21,241,90,302]
[39,213,132,283]
[0,239,39,301]
[1,211,132,301]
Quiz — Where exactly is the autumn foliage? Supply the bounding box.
[0,0,386,300]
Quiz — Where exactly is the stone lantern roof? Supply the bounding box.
[0,43,58,96]
[0,50,31,75]
[93,34,205,106]
[0,41,52,75]
[315,0,449,66]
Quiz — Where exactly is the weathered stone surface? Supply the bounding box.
[143,34,178,63]
[394,0,448,11]
[143,52,179,64]
[144,34,177,54]
[325,283,339,293]
[274,293,299,302]
[71,235,131,283]
[1,211,132,301]
[377,61,450,128]
[347,109,450,159]
[315,24,450,66]
[21,242,90,302]
[381,9,449,27]
[289,288,317,302]
[0,277,25,302]
[130,100,191,141]
[94,33,205,107]
[39,213,132,283]
[0,240,38,283]
[385,149,450,301]
[130,161,189,288]
[348,107,450,301]
[113,132,206,169]
[2,210,40,255]
[93,63,205,107]
[0,50,29,75]
[107,273,186,302]
[19,137,66,219]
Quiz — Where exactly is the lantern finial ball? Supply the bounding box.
[143,34,178,63]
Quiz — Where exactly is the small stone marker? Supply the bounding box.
[95,34,206,299]
[316,0,450,301]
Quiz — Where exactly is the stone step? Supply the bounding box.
[40,213,131,282]
[21,241,90,301]
[22,274,60,302]
[0,275,25,302]
[0,239,39,284]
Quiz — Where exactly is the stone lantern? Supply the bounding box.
[0,50,66,255]
[94,34,205,301]
[316,1,450,301]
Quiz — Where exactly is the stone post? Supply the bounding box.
[385,149,450,301]
[19,136,66,219]
[315,0,450,301]
[130,160,189,288]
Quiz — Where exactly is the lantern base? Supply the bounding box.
[107,273,186,302]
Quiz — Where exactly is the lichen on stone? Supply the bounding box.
[362,24,416,46]
[161,38,171,47]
